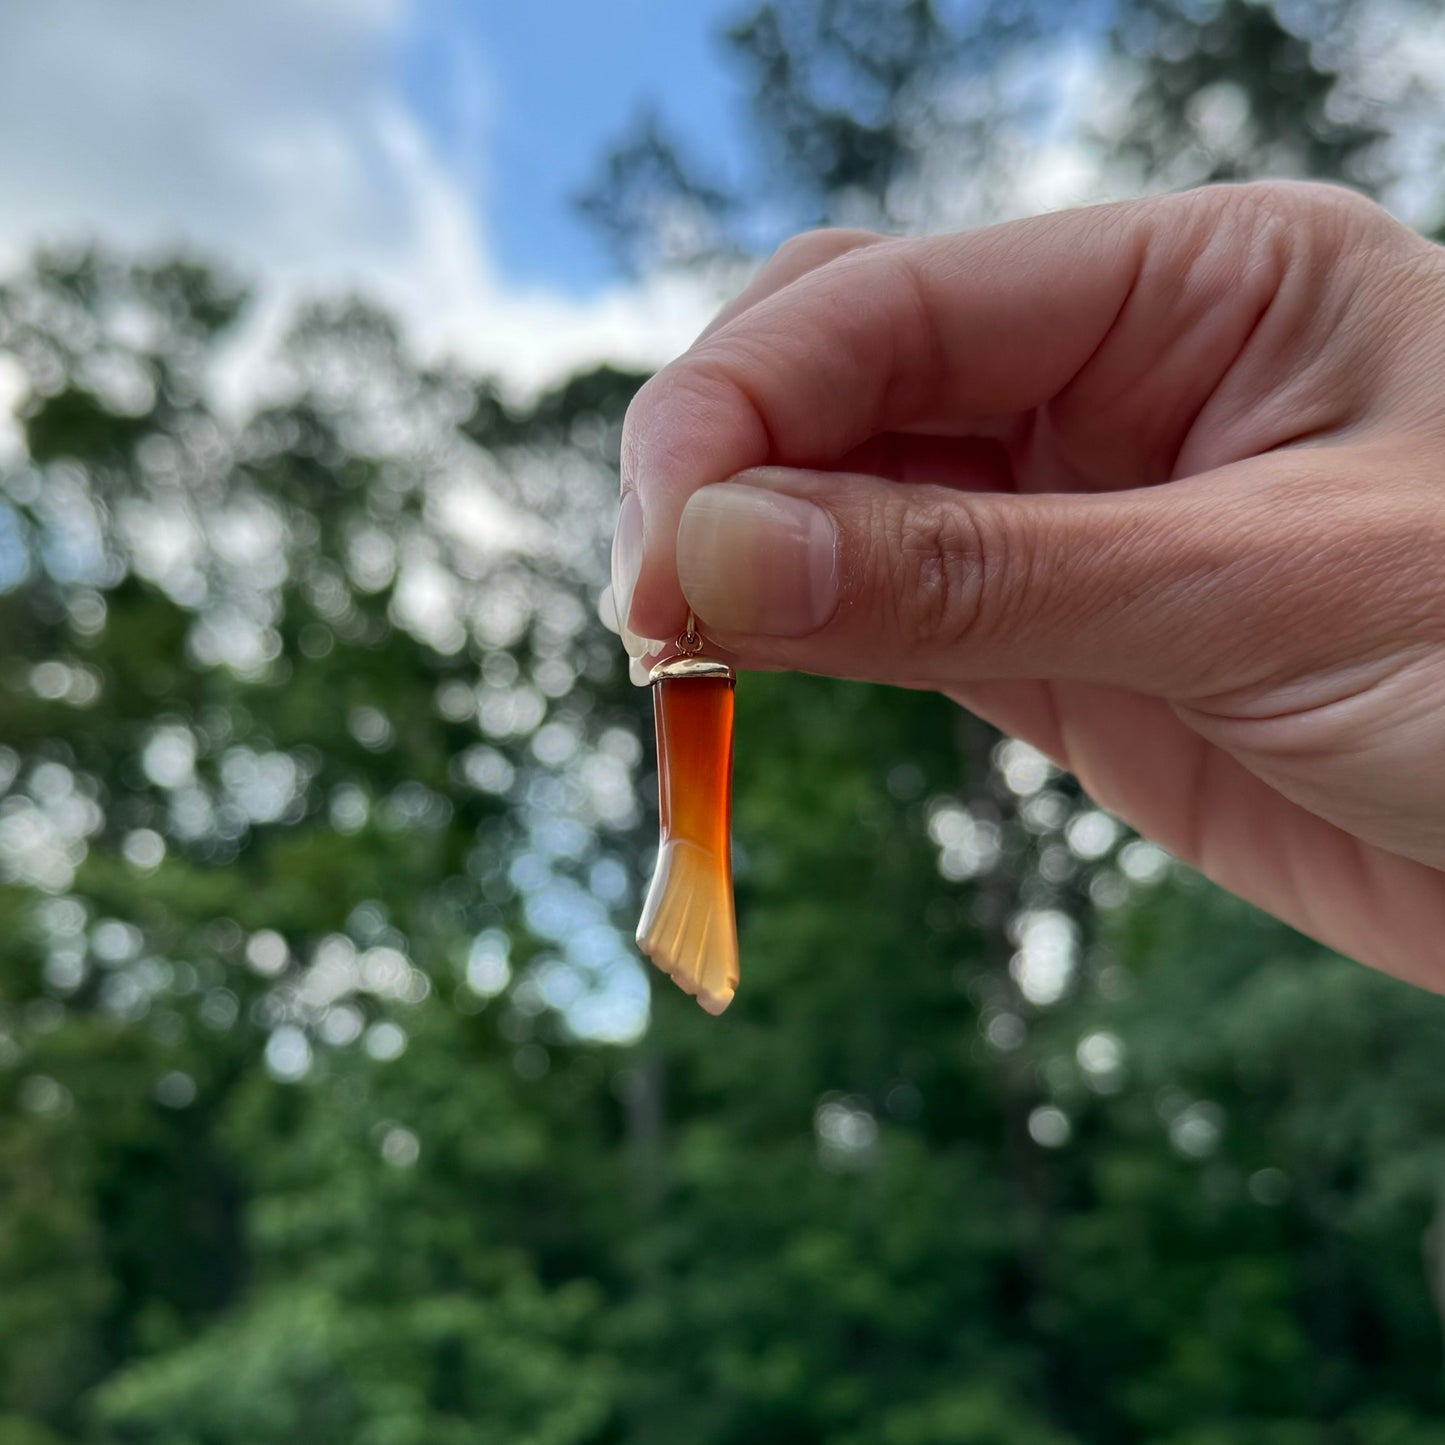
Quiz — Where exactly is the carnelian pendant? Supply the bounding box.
[636,655,739,1015]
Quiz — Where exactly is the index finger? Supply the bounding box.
[617,183,1327,642]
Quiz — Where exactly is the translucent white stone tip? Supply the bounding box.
[636,839,738,1016]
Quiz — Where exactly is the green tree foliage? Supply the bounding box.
[5,1,1445,1442]
[0,251,649,1438]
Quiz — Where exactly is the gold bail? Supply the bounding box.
[677,610,703,656]
[649,609,733,682]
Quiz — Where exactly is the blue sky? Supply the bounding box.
[399,0,752,295]
[0,0,758,390]
[4,0,1438,396]
[0,0,1120,391]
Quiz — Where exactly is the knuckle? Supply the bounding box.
[883,497,990,650]
[627,353,720,431]
[1262,178,1387,224]
[770,230,831,268]
[620,367,670,480]
[1158,180,1413,344]
[770,227,880,273]
[622,347,768,486]
[1193,179,1399,257]
[620,362,710,483]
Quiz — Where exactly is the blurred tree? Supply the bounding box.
[576,112,738,276]
[0,251,652,1438]
[1109,0,1396,199]
[583,0,1445,252]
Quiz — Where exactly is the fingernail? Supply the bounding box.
[597,584,619,634]
[611,492,643,633]
[628,656,651,688]
[677,483,838,636]
[620,622,667,660]
[606,581,665,658]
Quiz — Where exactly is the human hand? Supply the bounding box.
[609,182,1445,990]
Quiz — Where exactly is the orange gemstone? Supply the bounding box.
[636,674,738,1015]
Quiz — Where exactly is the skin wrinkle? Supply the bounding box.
[1179,195,1353,473]
[1281,276,1386,425]
[693,228,881,347]
[1149,196,1292,471]
[1294,474,1445,637]
[693,254,924,468]
[1386,263,1445,442]
[1140,467,1437,705]
[1003,486,1255,698]
[1342,495,1445,638]
[1034,194,1270,490]
[1201,735,1310,922]
[891,491,989,652]
[681,349,784,468]
[1203,191,1445,468]
[1018,212,1149,495]
[856,486,920,647]
[912,215,1137,423]
[1170,212,1295,478]
[1180,650,1445,792]
[1003,503,1094,647]
[881,245,951,436]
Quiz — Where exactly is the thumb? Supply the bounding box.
[673,461,1429,703]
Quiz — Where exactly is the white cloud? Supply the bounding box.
[0,0,720,395]
[4,0,1439,405]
